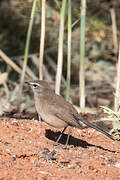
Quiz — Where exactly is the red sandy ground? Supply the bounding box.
[0,116,120,180]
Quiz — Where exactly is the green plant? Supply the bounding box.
[101,106,120,140]
[20,0,38,95]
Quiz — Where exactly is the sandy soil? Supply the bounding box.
[0,114,120,180]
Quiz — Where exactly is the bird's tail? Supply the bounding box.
[73,114,114,140]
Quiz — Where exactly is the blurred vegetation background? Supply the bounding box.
[0,0,120,114]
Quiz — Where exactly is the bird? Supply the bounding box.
[26,80,114,146]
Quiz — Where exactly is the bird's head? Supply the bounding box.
[25,80,54,96]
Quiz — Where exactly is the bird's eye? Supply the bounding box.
[33,84,38,88]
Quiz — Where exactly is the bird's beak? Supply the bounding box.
[25,81,31,85]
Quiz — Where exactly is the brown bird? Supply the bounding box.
[26,80,113,146]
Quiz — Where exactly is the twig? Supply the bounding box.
[66,0,72,101]
[18,60,38,80]
[55,0,67,95]
[79,0,86,112]
[39,0,46,80]
[20,0,38,95]
[30,54,52,81]
[46,54,66,85]
[114,43,120,111]
[43,66,53,81]
[110,8,118,54]
[0,49,30,79]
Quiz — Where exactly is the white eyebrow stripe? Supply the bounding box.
[30,82,39,86]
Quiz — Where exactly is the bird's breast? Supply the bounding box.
[34,96,67,128]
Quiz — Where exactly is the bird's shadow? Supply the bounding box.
[45,129,116,153]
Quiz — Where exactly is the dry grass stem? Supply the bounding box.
[79,0,86,112]
[55,0,66,95]
[18,60,37,80]
[39,0,46,80]
[114,43,120,111]
[110,8,118,54]
[0,50,30,79]
[0,72,9,99]
[46,54,66,85]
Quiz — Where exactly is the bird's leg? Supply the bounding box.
[65,126,72,147]
[38,115,42,122]
[55,127,67,144]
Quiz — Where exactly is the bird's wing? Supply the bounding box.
[46,94,79,127]
[55,112,79,127]
[46,94,114,140]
